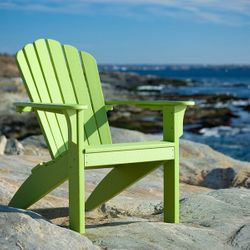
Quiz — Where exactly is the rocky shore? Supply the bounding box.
[0,54,250,249]
[1,54,246,137]
[0,73,242,137]
[0,127,250,249]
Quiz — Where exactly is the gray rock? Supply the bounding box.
[0,205,99,250]
[179,139,250,189]
[229,224,250,249]
[14,126,250,189]
[0,135,7,155]
[0,144,250,249]
[21,135,48,156]
[88,220,229,250]
[88,188,250,250]
[5,138,24,155]
[181,188,250,232]
[21,135,47,148]
[111,126,158,143]
[233,169,250,188]
[110,127,250,189]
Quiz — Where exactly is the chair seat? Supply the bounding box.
[84,140,175,168]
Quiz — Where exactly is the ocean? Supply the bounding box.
[101,65,250,162]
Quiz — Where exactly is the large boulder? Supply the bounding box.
[110,127,250,189]
[0,205,99,250]
[0,129,250,249]
[87,188,250,250]
[11,127,250,190]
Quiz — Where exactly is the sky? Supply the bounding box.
[1,0,250,64]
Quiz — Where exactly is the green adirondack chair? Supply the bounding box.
[9,38,194,234]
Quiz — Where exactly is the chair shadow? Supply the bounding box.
[31,207,141,229]
[86,220,140,229]
[31,207,68,220]
[1,205,43,220]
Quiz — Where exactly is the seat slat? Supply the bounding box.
[85,140,174,153]
[85,147,174,168]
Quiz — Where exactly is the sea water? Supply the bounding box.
[101,65,250,162]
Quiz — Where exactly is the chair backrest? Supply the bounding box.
[16,38,112,158]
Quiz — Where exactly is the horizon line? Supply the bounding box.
[1,52,250,66]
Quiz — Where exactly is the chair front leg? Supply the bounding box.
[163,142,179,223]
[162,105,186,223]
[65,109,85,233]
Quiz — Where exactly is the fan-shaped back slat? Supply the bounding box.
[16,38,112,158]
[63,44,101,145]
[80,51,112,144]
[16,50,59,157]
[34,40,69,153]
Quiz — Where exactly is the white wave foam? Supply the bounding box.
[199,126,241,137]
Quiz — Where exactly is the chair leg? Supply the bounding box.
[163,157,179,223]
[9,156,68,209]
[68,153,85,234]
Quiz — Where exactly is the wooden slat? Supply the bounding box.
[46,39,76,103]
[23,43,67,157]
[106,100,195,107]
[80,51,112,144]
[85,140,174,153]
[17,39,113,157]
[63,44,101,145]
[85,147,174,167]
[34,39,69,151]
[9,153,68,209]
[16,49,58,157]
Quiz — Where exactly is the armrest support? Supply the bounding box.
[163,106,187,141]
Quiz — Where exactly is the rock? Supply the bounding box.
[229,224,250,249]
[5,138,24,155]
[87,188,250,250]
[21,135,48,156]
[110,126,157,143]
[0,135,7,155]
[88,220,228,250]
[0,205,99,250]
[243,104,250,112]
[0,54,19,77]
[108,103,237,134]
[0,112,40,139]
[180,188,250,230]
[233,169,250,188]
[179,139,250,189]
[11,126,250,189]
[100,71,188,91]
[0,134,250,248]
[111,127,250,189]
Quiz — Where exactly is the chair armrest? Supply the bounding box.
[105,105,113,111]
[15,102,88,114]
[105,100,195,140]
[105,100,194,109]
[15,102,86,161]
